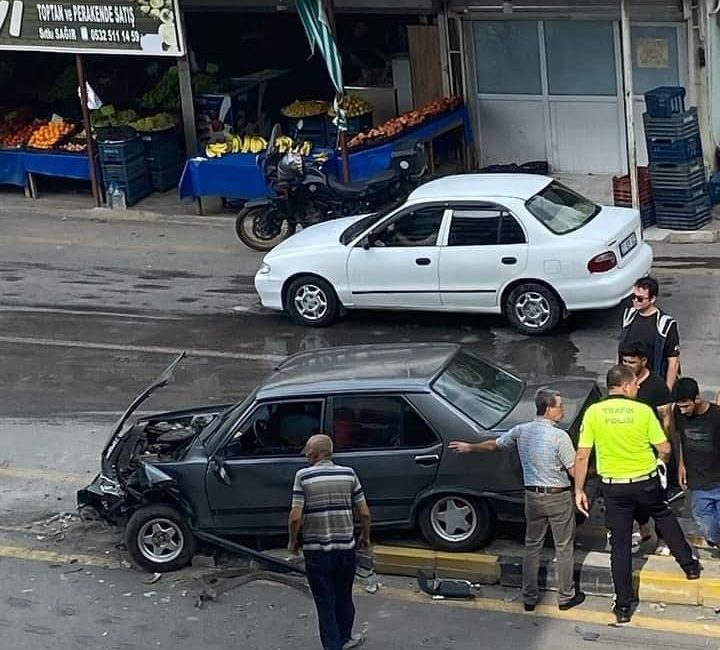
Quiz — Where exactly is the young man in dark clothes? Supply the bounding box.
[674,378,720,553]
[620,342,676,551]
[618,276,680,391]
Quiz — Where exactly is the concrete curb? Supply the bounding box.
[374,543,720,607]
[644,225,720,244]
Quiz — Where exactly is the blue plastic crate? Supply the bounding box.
[653,183,708,204]
[97,138,145,164]
[709,172,720,206]
[150,163,183,192]
[100,154,149,184]
[104,175,152,207]
[655,195,712,230]
[643,108,699,139]
[647,134,702,163]
[644,86,686,119]
[649,159,706,188]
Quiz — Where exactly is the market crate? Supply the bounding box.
[282,114,326,147]
[644,86,686,119]
[643,109,699,139]
[648,159,706,188]
[709,172,720,205]
[652,182,708,204]
[97,137,145,164]
[140,127,179,150]
[326,113,374,145]
[100,154,149,184]
[646,134,702,163]
[144,142,183,173]
[104,175,152,207]
[612,167,653,205]
[150,163,183,192]
[655,195,712,230]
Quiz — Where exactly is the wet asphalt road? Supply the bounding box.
[1,207,719,649]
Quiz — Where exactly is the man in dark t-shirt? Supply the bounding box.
[674,377,720,550]
[621,342,674,546]
[618,276,680,390]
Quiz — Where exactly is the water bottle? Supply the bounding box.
[110,183,127,210]
[107,182,116,209]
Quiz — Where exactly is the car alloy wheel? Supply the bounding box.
[513,290,551,330]
[293,283,328,322]
[136,517,185,564]
[430,495,478,543]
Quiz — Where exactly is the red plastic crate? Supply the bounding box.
[613,167,653,206]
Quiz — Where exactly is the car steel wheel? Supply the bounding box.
[513,290,552,330]
[137,518,185,564]
[430,495,478,543]
[293,283,328,322]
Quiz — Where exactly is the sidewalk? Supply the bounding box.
[372,505,720,607]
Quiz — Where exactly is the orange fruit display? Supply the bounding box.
[27,121,75,149]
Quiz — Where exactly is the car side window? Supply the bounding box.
[499,213,527,244]
[331,395,438,451]
[225,400,323,458]
[373,207,445,248]
[448,210,501,246]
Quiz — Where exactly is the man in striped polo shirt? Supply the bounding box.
[289,434,371,650]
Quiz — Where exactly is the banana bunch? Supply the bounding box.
[274,136,313,156]
[205,135,268,158]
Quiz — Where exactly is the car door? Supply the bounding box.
[346,205,447,308]
[205,398,324,533]
[438,206,529,309]
[329,393,443,524]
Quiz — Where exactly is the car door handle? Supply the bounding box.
[501,257,517,265]
[414,454,440,466]
[415,257,431,266]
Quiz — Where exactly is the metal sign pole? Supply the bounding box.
[620,0,639,210]
[75,54,102,207]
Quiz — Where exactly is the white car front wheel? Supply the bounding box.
[286,276,340,327]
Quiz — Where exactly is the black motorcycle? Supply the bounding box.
[235,135,427,251]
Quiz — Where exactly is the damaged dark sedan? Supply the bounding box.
[78,343,599,572]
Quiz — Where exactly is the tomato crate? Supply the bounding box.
[612,167,653,205]
[644,86,686,119]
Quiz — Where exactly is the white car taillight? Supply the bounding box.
[587,251,617,273]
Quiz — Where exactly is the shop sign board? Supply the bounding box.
[0,0,184,55]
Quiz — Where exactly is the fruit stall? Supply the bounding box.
[179,96,471,204]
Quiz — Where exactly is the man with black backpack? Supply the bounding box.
[618,276,681,391]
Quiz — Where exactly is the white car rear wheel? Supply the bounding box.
[505,283,562,335]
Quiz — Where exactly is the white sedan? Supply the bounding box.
[254,174,653,335]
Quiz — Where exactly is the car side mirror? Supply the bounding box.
[210,458,231,486]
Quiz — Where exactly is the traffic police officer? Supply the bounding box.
[573,365,700,624]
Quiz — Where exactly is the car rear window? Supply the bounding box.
[432,352,524,429]
[525,181,600,234]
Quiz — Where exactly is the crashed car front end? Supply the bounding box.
[77,352,227,525]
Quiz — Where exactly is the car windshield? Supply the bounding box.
[432,351,525,429]
[525,181,601,234]
[339,200,404,245]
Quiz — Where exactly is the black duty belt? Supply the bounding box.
[525,486,571,494]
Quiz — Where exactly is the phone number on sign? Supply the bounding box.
[87,28,141,43]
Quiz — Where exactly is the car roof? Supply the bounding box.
[256,343,460,399]
[406,173,553,203]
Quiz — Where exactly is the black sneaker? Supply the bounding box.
[685,561,702,580]
[524,602,536,612]
[559,592,586,611]
[613,606,632,624]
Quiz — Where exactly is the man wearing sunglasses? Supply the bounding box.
[618,276,680,391]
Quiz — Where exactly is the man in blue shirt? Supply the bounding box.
[450,388,584,612]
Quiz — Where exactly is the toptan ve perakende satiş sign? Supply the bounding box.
[0,0,184,55]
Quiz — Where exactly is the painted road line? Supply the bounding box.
[0,305,183,321]
[376,585,720,638]
[0,466,89,485]
[0,335,285,363]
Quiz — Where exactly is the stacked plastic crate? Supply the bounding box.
[141,128,184,193]
[612,167,655,228]
[98,136,152,207]
[643,87,711,230]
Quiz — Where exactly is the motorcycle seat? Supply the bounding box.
[326,169,397,195]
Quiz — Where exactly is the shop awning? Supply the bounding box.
[295,0,344,95]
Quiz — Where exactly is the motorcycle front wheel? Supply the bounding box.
[235,205,296,251]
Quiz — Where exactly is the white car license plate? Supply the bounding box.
[619,232,637,257]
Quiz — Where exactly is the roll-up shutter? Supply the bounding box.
[448,0,684,21]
